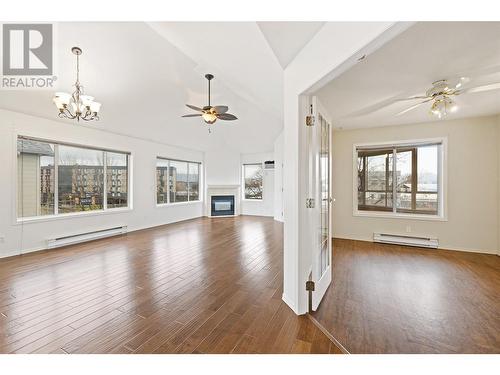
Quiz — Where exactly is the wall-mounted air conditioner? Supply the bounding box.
[264,160,275,169]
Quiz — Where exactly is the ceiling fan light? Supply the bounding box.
[202,112,217,124]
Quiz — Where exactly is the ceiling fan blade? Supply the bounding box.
[452,76,470,90]
[217,113,238,121]
[182,114,202,117]
[462,82,500,94]
[185,104,203,112]
[395,95,429,101]
[396,98,433,116]
[344,94,428,118]
[213,105,228,114]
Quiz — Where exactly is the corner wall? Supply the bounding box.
[282,22,398,314]
[0,109,204,258]
[273,131,284,222]
[331,116,499,254]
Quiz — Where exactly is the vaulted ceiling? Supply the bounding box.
[316,22,500,129]
[0,22,324,153]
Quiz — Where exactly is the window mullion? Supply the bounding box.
[187,162,190,202]
[412,148,417,211]
[54,144,59,216]
[103,152,107,211]
[392,147,397,213]
[362,156,366,206]
[167,160,170,204]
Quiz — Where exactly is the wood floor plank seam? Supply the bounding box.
[0,217,341,354]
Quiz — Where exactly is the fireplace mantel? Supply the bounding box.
[206,185,241,217]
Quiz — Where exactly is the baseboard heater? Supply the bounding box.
[47,226,128,249]
[373,232,438,249]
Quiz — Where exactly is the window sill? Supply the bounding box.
[353,210,447,222]
[156,200,202,207]
[15,207,133,225]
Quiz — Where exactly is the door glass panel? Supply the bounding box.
[319,115,330,275]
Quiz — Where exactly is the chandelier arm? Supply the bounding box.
[81,109,94,121]
[64,107,77,119]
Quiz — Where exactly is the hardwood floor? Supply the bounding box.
[313,238,500,354]
[0,216,341,354]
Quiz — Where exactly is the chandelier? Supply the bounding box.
[53,47,101,122]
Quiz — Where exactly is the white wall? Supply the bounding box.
[0,109,204,258]
[273,132,284,222]
[498,115,500,255]
[204,149,241,186]
[282,22,399,314]
[240,152,274,217]
[331,116,499,255]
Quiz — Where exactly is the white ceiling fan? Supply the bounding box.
[349,75,500,119]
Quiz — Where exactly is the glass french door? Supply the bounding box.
[309,97,333,311]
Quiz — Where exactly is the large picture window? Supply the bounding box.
[356,141,443,216]
[17,136,130,219]
[156,158,201,204]
[243,163,263,200]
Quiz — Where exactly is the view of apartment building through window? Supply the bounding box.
[156,158,200,204]
[17,137,130,219]
[356,142,442,215]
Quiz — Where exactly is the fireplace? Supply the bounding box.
[211,195,235,216]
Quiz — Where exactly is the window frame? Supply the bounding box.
[242,163,264,201]
[15,135,132,223]
[352,138,447,221]
[155,157,202,206]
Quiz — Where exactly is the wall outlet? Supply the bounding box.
[406,226,411,233]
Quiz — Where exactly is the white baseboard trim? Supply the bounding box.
[0,215,205,259]
[334,235,498,255]
[282,293,300,315]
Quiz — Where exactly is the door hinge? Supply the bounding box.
[306,198,315,208]
[306,115,315,126]
[305,280,315,291]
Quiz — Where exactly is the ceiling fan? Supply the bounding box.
[182,74,238,132]
[350,76,500,119]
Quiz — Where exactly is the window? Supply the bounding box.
[243,163,263,200]
[17,136,130,219]
[356,141,443,216]
[106,152,128,209]
[156,158,201,204]
[17,139,55,217]
[58,145,104,213]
